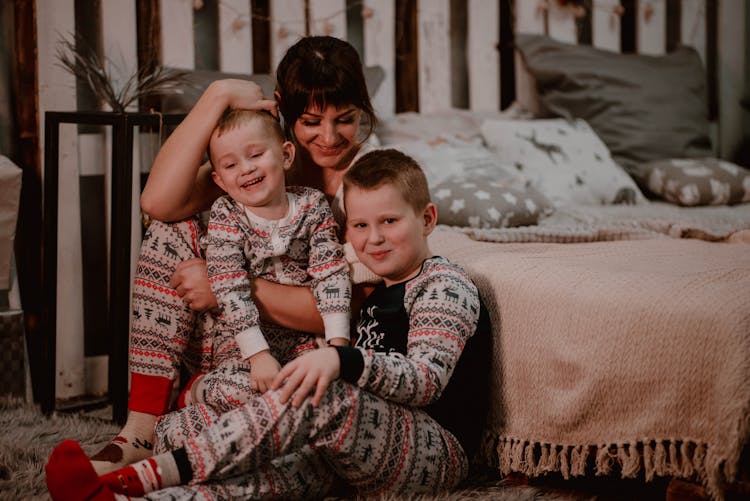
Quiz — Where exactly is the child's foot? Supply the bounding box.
[89,411,157,474]
[45,440,117,501]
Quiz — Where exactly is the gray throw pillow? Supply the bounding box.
[641,158,750,206]
[514,34,713,181]
[432,175,554,229]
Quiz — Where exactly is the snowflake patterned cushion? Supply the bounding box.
[432,175,554,229]
[639,157,750,206]
[480,118,647,207]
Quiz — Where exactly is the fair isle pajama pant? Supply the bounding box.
[129,217,316,416]
[146,380,468,500]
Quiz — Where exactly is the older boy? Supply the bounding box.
[46,149,490,500]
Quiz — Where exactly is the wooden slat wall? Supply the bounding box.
[32,0,746,400]
[468,0,500,111]
[219,0,253,73]
[364,0,396,117]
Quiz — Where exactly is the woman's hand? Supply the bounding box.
[169,258,218,311]
[213,79,279,118]
[271,348,340,408]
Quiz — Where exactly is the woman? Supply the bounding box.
[89,36,377,479]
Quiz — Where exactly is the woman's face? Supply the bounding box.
[293,105,362,172]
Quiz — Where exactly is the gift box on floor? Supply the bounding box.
[0,309,28,398]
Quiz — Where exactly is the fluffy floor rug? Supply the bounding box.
[0,396,666,500]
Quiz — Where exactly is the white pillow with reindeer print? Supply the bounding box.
[481,118,646,207]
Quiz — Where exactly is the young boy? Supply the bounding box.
[182,109,351,411]
[46,149,491,500]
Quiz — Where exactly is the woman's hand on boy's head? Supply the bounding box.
[212,79,279,119]
[271,348,340,408]
[170,258,218,311]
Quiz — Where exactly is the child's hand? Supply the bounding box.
[271,348,340,408]
[248,350,281,393]
[328,337,349,347]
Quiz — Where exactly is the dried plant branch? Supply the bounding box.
[56,34,194,113]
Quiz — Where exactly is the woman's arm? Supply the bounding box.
[251,279,325,335]
[141,79,278,221]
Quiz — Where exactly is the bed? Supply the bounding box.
[363,24,750,501]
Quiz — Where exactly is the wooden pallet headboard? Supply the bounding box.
[151,1,739,153]
[37,1,746,156]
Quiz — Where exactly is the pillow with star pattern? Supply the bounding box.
[432,175,555,229]
[480,118,646,207]
[387,137,555,228]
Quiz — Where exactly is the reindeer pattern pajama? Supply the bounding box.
[147,257,487,500]
[128,186,350,416]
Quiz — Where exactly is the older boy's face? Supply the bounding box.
[210,118,294,219]
[345,184,436,287]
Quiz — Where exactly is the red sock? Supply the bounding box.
[45,440,116,501]
[176,372,204,409]
[100,460,155,497]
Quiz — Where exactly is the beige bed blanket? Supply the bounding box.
[429,230,750,498]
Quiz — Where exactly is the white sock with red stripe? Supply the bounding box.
[90,411,157,475]
[100,453,180,497]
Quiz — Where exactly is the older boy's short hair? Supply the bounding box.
[207,109,285,166]
[343,149,431,213]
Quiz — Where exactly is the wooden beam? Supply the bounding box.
[395,0,418,112]
[13,0,45,404]
[251,0,271,74]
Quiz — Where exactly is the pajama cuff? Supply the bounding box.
[173,448,193,484]
[335,346,364,384]
[236,325,269,359]
[128,373,174,415]
[322,312,351,343]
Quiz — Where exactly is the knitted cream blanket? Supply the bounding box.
[444,201,750,243]
[429,230,750,499]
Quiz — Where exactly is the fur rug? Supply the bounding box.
[0,396,650,500]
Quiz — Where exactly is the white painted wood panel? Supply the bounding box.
[309,0,347,39]
[363,0,396,117]
[468,0,500,111]
[418,0,451,112]
[547,2,578,43]
[270,0,307,71]
[592,0,622,52]
[681,0,706,64]
[36,0,85,399]
[219,0,253,73]
[514,0,545,34]
[717,0,745,158]
[637,0,666,54]
[160,0,195,69]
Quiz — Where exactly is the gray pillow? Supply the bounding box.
[515,34,713,181]
[432,175,554,229]
[640,158,750,206]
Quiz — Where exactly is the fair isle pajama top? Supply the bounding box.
[203,186,351,359]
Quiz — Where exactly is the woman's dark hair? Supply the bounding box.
[276,36,377,141]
